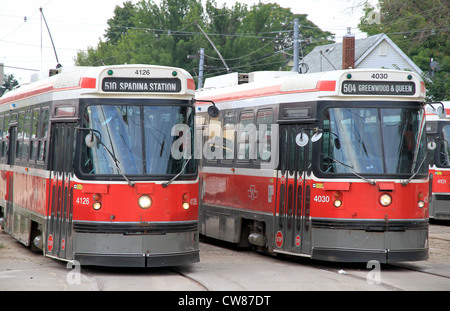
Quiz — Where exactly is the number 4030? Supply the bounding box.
[313,195,330,203]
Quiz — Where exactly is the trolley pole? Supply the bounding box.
[293,18,299,72]
[198,48,205,89]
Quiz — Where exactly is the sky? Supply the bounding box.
[0,0,377,83]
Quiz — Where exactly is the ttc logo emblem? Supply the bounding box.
[248,185,258,200]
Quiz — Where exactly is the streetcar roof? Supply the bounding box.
[0,64,195,106]
[195,69,425,104]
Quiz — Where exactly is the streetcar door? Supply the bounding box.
[275,125,312,255]
[4,126,17,234]
[295,126,312,255]
[46,123,76,260]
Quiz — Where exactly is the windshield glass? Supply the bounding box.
[81,104,195,176]
[320,106,427,176]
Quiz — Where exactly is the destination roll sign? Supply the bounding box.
[102,77,182,93]
[341,80,416,96]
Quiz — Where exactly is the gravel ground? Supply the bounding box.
[428,221,450,264]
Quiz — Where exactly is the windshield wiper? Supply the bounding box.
[162,158,191,188]
[77,127,135,187]
[321,153,376,185]
[401,152,428,186]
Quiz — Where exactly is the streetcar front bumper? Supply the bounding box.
[72,221,200,267]
[310,219,429,263]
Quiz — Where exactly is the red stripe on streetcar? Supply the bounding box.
[187,78,196,90]
[80,77,97,89]
[317,80,336,92]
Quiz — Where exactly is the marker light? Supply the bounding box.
[138,195,152,209]
[108,69,114,75]
[418,200,425,208]
[379,193,392,207]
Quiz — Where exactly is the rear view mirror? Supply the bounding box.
[207,105,220,118]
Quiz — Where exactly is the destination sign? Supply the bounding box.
[341,81,416,96]
[102,77,182,93]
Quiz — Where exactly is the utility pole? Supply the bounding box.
[293,18,299,72]
[195,22,230,73]
[198,48,205,89]
[0,63,4,88]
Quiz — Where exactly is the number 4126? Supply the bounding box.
[76,197,90,205]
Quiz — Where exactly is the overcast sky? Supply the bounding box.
[0,0,377,83]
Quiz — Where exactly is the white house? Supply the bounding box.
[300,33,424,76]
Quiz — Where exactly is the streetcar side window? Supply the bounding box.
[204,114,222,162]
[440,125,450,166]
[22,109,32,162]
[30,109,40,163]
[16,111,25,161]
[237,110,255,162]
[222,111,236,163]
[2,115,10,159]
[37,108,49,163]
[256,109,273,162]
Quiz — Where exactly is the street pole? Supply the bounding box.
[198,48,205,89]
[293,18,299,72]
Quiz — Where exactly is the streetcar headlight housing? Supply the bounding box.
[138,195,152,209]
[92,193,102,210]
[379,193,392,207]
[182,193,190,210]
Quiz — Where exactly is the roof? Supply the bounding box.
[300,33,423,76]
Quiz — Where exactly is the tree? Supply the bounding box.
[105,1,138,45]
[1,74,19,97]
[359,0,449,101]
[75,0,334,82]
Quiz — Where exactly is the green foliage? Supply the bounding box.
[1,74,19,97]
[359,0,449,101]
[75,0,334,81]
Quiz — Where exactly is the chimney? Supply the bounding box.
[342,27,355,69]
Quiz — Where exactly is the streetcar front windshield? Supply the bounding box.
[320,106,427,176]
[81,104,195,177]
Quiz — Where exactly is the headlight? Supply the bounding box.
[333,199,342,208]
[138,195,152,209]
[182,202,190,210]
[379,193,392,207]
[418,200,425,208]
[92,202,102,210]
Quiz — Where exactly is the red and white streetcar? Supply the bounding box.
[196,69,429,263]
[0,64,200,267]
[426,101,450,220]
